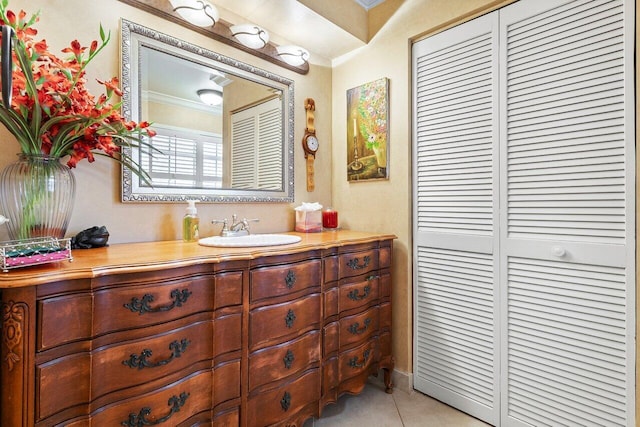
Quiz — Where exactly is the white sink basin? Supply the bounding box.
[198,234,302,248]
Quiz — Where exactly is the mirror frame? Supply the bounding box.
[120,19,295,203]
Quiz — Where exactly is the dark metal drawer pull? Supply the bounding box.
[347,285,371,301]
[348,318,372,335]
[121,391,189,426]
[347,255,371,270]
[124,289,193,315]
[348,349,371,369]
[123,339,191,370]
[281,391,291,411]
[285,309,296,328]
[283,349,295,369]
[285,270,296,289]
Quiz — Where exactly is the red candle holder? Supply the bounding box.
[322,209,338,229]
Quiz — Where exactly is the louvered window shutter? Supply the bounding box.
[412,11,500,425]
[231,98,283,190]
[500,1,635,425]
[141,124,222,188]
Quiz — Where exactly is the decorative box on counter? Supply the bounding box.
[295,202,323,232]
[0,237,73,272]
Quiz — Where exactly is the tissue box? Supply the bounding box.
[295,210,322,232]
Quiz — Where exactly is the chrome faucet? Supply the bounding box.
[212,214,259,237]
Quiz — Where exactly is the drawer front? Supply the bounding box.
[250,259,321,302]
[94,275,215,336]
[37,320,213,418]
[339,248,378,279]
[247,369,320,427]
[249,293,321,351]
[214,312,242,357]
[214,271,243,310]
[38,293,92,350]
[339,338,378,383]
[87,371,212,427]
[339,276,379,313]
[214,359,241,407]
[339,306,379,349]
[249,330,320,391]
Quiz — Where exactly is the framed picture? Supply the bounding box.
[347,77,389,182]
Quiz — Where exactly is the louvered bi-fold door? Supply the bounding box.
[500,1,635,426]
[413,0,635,426]
[412,12,500,425]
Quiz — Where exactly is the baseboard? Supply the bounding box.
[392,369,412,393]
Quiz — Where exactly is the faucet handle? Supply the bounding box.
[211,218,228,230]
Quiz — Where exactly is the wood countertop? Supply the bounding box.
[0,230,396,288]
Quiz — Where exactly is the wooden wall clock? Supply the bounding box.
[302,98,318,192]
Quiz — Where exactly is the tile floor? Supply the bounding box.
[304,378,490,427]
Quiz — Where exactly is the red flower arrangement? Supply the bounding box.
[0,3,155,181]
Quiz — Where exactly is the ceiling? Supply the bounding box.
[209,0,392,65]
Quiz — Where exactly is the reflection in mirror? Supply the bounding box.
[121,19,294,202]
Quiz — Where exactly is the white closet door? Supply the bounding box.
[412,12,500,425]
[499,1,635,426]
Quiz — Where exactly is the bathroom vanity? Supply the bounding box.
[0,230,394,426]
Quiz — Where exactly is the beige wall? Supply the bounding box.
[0,0,332,243]
[331,0,514,376]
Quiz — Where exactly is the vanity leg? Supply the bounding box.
[381,355,395,394]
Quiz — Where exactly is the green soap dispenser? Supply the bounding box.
[183,200,200,242]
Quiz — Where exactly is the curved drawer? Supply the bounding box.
[249,330,320,391]
[250,259,321,302]
[339,275,379,313]
[76,371,212,427]
[247,369,320,427]
[249,293,321,351]
[95,275,215,335]
[339,306,379,349]
[339,248,378,279]
[37,320,213,420]
[339,338,378,383]
[39,275,216,350]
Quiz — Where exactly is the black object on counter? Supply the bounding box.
[71,226,110,249]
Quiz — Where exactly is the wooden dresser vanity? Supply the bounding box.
[0,231,395,426]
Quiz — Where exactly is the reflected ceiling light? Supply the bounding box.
[276,45,310,66]
[197,89,223,106]
[230,24,270,49]
[169,0,219,27]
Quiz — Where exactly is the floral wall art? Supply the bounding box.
[347,77,389,182]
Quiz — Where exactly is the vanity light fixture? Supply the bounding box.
[118,0,310,74]
[169,0,219,27]
[276,45,310,66]
[197,88,223,106]
[230,24,270,49]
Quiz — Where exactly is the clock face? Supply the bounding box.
[307,135,319,152]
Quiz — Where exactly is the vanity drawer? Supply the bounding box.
[339,306,379,349]
[95,276,214,335]
[339,276,379,313]
[39,275,215,350]
[37,320,213,419]
[247,369,320,427]
[80,371,212,427]
[339,338,378,383]
[249,293,321,351]
[249,330,320,391]
[339,248,378,279]
[250,259,321,302]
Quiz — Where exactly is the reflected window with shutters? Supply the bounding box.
[141,125,223,189]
